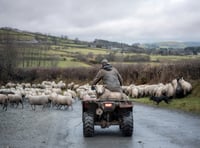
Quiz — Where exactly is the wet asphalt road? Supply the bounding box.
[0,101,200,148]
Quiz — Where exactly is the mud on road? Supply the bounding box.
[0,101,200,148]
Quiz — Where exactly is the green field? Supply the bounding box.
[64,47,108,55]
[57,60,91,68]
[17,51,200,68]
[150,55,200,62]
[1,28,200,68]
[47,48,200,68]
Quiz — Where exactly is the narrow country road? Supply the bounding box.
[0,101,200,148]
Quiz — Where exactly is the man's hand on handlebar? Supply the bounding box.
[91,85,95,90]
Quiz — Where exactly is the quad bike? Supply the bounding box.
[82,97,134,137]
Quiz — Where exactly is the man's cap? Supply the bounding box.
[101,59,109,64]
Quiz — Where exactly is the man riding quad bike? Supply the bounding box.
[82,59,134,137]
[92,59,123,93]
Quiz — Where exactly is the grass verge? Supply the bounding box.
[132,96,200,114]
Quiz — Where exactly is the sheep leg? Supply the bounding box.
[65,105,68,110]
[46,102,50,108]
[66,105,73,110]
[16,102,19,108]
[42,105,45,110]
[60,105,63,110]
[51,102,56,109]
[51,102,55,109]
[2,105,5,110]
[20,101,24,109]
[62,105,65,109]
[31,105,35,111]
[3,104,7,111]
[10,103,14,108]
[70,105,73,111]
[184,90,187,95]
[55,104,59,109]
[55,104,58,109]
[54,103,58,109]
[57,105,60,109]
[53,103,57,109]
[42,104,46,110]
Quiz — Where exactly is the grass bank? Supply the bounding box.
[132,97,200,114]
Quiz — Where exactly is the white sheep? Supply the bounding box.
[27,95,50,111]
[122,85,128,93]
[56,80,66,89]
[172,79,178,90]
[8,94,24,109]
[178,77,192,95]
[95,85,129,100]
[5,82,16,88]
[131,85,139,98]
[51,94,73,110]
[0,89,15,95]
[151,83,165,97]
[137,85,147,97]
[123,84,134,97]
[144,84,156,96]
[0,94,9,111]
[51,88,62,94]
[79,90,89,100]
[41,81,52,86]
[66,89,77,100]
[67,82,74,90]
[165,83,175,97]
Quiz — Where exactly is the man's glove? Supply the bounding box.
[91,85,95,90]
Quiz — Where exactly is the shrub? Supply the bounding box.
[0,60,199,85]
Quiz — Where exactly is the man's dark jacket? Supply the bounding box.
[92,64,123,92]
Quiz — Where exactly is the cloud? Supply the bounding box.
[0,0,200,43]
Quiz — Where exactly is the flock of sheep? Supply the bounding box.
[0,77,192,111]
[0,81,77,111]
[123,77,192,99]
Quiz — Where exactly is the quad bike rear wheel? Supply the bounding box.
[83,112,94,137]
[121,111,133,136]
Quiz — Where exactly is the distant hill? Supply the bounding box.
[183,42,200,47]
[140,41,200,49]
[1,27,200,49]
[0,27,89,47]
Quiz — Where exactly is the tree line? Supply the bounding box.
[0,30,59,81]
[1,60,199,85]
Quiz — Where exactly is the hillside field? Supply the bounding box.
[1,28,200,68]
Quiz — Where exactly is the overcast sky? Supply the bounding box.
[0,0,200,44]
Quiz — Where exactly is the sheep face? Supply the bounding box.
[95,85,105,95]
